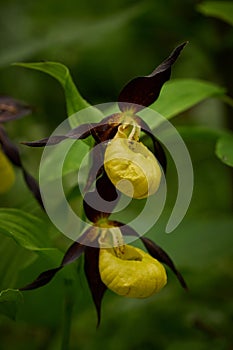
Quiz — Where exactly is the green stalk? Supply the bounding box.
[61,279,74,350]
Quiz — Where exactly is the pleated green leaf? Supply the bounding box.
[0,209,61,262]
[150,79,226,122]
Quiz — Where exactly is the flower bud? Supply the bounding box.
[99,244,167,298]
[0,149,15,193]
[104,137,162,199]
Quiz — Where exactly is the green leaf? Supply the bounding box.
[14,61,104,129]
[13,61,90,123]
[0,209,61,262]
[216,133,233,167]
[197,1,233,26]
[150,79,226,121]
[0,289,23,320]
[0,235,36,290]
[177,126,228,141]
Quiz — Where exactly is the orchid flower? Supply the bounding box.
[20,42,188,326]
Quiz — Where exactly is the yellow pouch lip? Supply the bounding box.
[99,245,167,298]
[104,138,162,199]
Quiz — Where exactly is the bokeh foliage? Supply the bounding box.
[0,0,233,349]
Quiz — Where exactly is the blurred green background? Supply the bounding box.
[0,0,233,349]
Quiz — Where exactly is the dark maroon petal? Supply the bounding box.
[141,237,188,290]
[66,123,96,139]
[84,145,106,193]
[22,115,121,147]
[83,192,107,223]
[20,267,62,291]
[21,136,67,147]
[22,169,44,209]
[0,96,32,123]
[61,242,86,265]
[117,222,140,238]
[83,172,119,223]
[90,114,122,143]
[135,116,167,173]
[118,223,188,290]
[65,115,122,144]
[84,247,107,327]
[22,123,96,147]
[20,241,86,291]
[96,172,119,203]
[118,42,188,111]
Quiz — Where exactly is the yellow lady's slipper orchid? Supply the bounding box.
[104,123,162,199]
[18,43,188,327]
[99,244,167,298]
[0,149,15,193]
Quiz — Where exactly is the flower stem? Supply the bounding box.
[61,279,74,350]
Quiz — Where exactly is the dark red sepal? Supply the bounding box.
[118,223,188,290]
[83,171,119,223]
[118,42,188,111]
[134,115,167,173]
[20,241,86,291]
[21,123,96,147]
[141,236,188,290]
[22,114,122,147]
[84,247,107,327]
